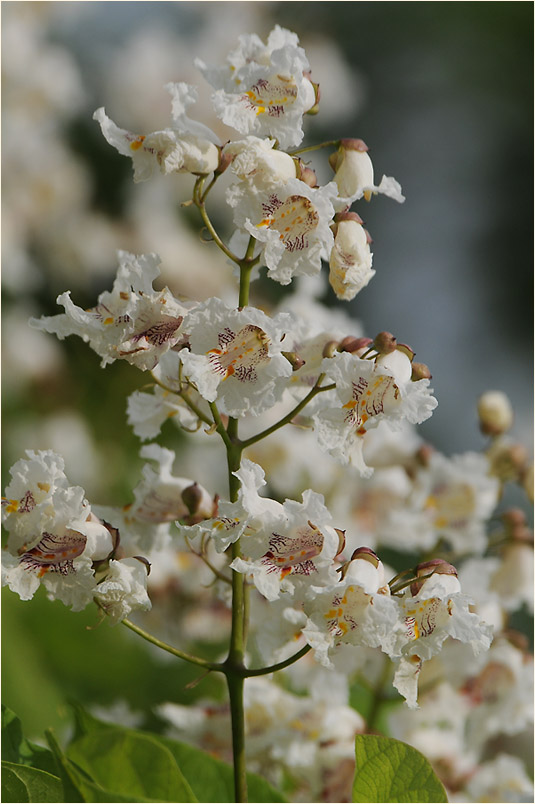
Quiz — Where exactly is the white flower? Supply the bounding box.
[95,444,214,555]
[1,449,87,553]
[179,297,293,417]
[489,541,534,614]
[329,215,375,300]
[477,390,514,435]
[94,557,151,624]
[93,83,220,181]
[1,451,114,613]
[462,753,534,803]
[224,136,297,187]
[196,26,316,149]
[227,177,337,285]
[30,251,189,371]
[329,139,405,206]
[302,551,401,667]
[314,352,437,476]
[230,479,342,602]
[392,571,493,708]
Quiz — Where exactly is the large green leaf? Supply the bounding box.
[46,729,150,803]
[70,702,286,803]
[1,705,58,776]
[1,761,63,803]
[353,734,448,803]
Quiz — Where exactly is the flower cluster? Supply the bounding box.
[3,22,532,804]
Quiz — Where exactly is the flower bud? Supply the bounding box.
[329,217,374,301]
[335,528,346,555]
[329,139,374,201]
[410,558,457,596]
[487,440,529,483]
[214,147,232,176]
[373,331,397,354]
[396,343,416,361]
[477,390,514,436]
[132,555,151,575]
[296,159,318,187]
[322,340,339,359]
[304,73,321,115]
[181,482,205,516]
[338,336,373,354]
[351,546,380,567]
[282,350,306,371]
[411,362,432,381]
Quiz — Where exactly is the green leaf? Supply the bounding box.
[70,702,286,803]
[1,705,58,776]
[353,734,448,803]
[1,760,63,803]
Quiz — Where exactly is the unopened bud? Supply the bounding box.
[410,558,457,595]
[181,482,204,516]
[296,161,318,187]
[338,336,373,354]
[373,331,397,354]
[334,211,364,225]
[282,351,306,371]
[335,528,346,555]
[340,138,369,152]
[396,343,416,361]
[304,72,321,115]
[322,340,339,359]
[214,147,232,176]
[488,441,529,483]
[411,362,432,381]
[351,546,380,568]
[477,391,514,436]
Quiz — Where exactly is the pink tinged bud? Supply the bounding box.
[410,558,458,596]
[296,160,318,187]
[373,331,397,354]
[477,390,514,436]
[334,210,364,226]
[338,336,373,354]
[396,343,416,361]
[351,546,380,568]
[214,147,232,176]
[339,138,369,152]
[411,362,432,381]
[282,350,306,371]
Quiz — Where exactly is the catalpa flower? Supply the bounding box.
[314,351,437,476]
[329,213,375,301]
[223,136,297,188]
[1,450,115,610]
[94,83,220,181]
[302,548,401,667]
[30,251,189,371]
[227,177,337,285]
[1,449,87,554]
[179,297,293,417]
[392,561,493,708]
[230,462,342,602]
[94,443,214,554]
[196,26,316,149]
[329,138,405,206]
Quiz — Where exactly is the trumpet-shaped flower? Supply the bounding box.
[329,215,375,300]
[196,26,316,149]
[314,352,437,476]
[302,551,401,667]
[229,467,342,601]
[179,297,293,417]
[94,83,220,181]
[30,251,189,370]
[392,571,493,708]
[227,178,337,285]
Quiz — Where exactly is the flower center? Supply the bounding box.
[243,74,298,117]
[20,531,86,577]
[207,325,269,382]
[324,585,371,640]
[258,194,319,253]
[343,374,400,435]
[262,522,323,579]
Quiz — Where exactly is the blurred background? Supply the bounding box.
[2,0,533,745]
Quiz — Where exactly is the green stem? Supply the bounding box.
[366,655,392,734]
[288,139,340,156]
[244,644,311,677]
[226,671,247,802]
[241,376,336,449]
[120,617,222,671]
[237,237,259,309]
[209,401,232,449]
